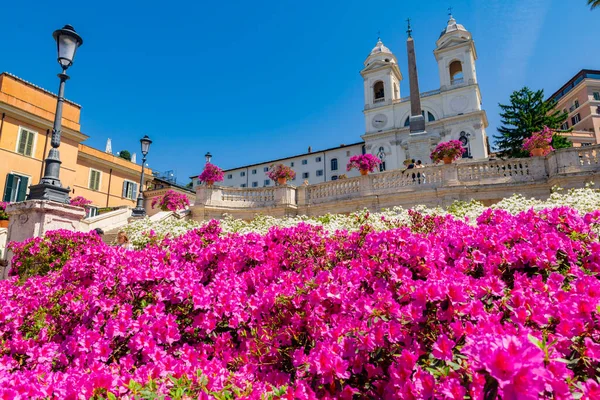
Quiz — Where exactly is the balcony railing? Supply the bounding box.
[373,98,385,104]
[193,145,600,214]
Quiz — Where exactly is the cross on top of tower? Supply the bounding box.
[406,18,412,38]
[448,6,453,17]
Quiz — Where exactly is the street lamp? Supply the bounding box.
[28,24,83,203]
[205,152,212,164]
[131,135,152,217]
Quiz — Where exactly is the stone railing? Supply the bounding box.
[191,145,600,220]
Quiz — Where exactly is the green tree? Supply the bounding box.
[494,87,571,158]
[118,150,132,161]
[589,0,600,10]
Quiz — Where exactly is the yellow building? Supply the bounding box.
[0,72,151,216]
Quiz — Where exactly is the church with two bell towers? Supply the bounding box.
[209,14,490,188]
[361,14,489,169]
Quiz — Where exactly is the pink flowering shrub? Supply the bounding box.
[430,140,465,163]
[69,196,92,208]
[267,163,296,181]
[346,154,381,172]
[1,208,600,398]
[150,190,190,212]
[7,230,103,282]
[523,126,555,156]
[0,201,8,221]
[198,163,224,184]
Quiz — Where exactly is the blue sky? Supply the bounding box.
[1,0,598,183]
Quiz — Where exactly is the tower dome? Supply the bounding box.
[364,38,397,66]
[439,15,470,40]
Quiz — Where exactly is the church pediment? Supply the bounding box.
[436,37,470,50]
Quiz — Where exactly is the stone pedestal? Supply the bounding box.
[2,200,85,278]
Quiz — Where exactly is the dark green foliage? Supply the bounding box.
[494,87,570,157]
[118,150,132,161]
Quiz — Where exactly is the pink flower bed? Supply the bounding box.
[151,190,190,212]
[1,208,600,398]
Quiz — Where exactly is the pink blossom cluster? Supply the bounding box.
[266,164,296,181]
[523,126,555,156]
[430,140,465,163]
[150,190,190,212]
[198,163,224,184]
[346,154,382,173]
[0,201,8,220]
[1,208,600,398]
[69,196,93,208]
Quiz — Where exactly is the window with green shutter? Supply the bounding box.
[3,173,29,202]
[122,181,137,200]
[89,169,101,191]
[16,128,36,157]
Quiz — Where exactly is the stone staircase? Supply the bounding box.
[102,227,121,245]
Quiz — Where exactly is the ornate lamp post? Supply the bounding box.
[205,152,212,164]
[131,135,152,217]
[28,25,83,203]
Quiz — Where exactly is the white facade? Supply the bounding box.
[361,16,488,169]
[198,16,489,188]
[193,144,365,188]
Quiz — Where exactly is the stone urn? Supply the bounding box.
[530,148,545,157]
[277,177,287,185]
[359,169,369,176]
[443,156,453,164]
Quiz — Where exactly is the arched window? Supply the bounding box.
[393,83,399,99]
[373,81,385,102]
[459,131,471,158]
[330,158,338,171]
[404,111,436,126]
[450,61,463,85]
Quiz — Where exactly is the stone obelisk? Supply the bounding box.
[406,19,425,134]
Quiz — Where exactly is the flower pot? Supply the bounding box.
[443,156,453,165]
[277,177,287,185]
[359,169,369,176]
[530,148,545,157]
[0,220,8,229]
[206,180,215,187]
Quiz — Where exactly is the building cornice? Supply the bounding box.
[0,101,88,143]
[1,72,81,108]
[77,151,152,178]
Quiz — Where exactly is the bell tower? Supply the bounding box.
[434,13,478,90]
[360,38,402,110]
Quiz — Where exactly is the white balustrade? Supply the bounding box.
[193,145,600,212]
[307,178,361,203]
[457,158,537,182]
[371,166,442,191]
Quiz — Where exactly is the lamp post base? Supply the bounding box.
[27,183,71,204]
[131,206,147,218]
